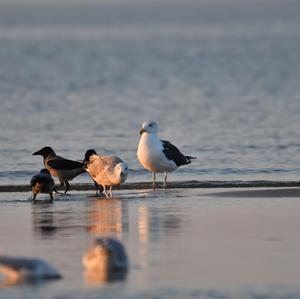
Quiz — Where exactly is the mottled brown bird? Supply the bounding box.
[84,149,128,198]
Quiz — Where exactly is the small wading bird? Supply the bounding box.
[84,149,129,198]
[30,168,55,203]
[0,255,61,285]
[82,237,128,284]
[137,121,196,189]
[33,146,85,194]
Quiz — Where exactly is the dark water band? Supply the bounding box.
[0,180,300,192]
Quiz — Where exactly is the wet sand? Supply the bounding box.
[0,187,300,298]
[209,187,300,198]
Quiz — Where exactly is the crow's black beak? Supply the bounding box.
[32,150,42,156]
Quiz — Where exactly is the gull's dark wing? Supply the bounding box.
[161,140,195,166]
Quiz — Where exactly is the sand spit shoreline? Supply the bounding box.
[0,180,299,193]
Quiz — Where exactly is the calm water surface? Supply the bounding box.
[1,189,300,298]
[0,1,300,185]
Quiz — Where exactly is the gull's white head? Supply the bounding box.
[139,121,158,135]
[115,162,129,183]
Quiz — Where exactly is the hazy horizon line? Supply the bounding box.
[0,0,295,4]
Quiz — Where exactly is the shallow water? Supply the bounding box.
[0,1,300,186]
[1,189,300,298]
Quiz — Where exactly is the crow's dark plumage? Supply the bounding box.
[30,168,55,202]
[33,146,85,194]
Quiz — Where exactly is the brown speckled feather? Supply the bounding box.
[86,154,126,187]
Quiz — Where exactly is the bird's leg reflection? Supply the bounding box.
[138,204,149,268]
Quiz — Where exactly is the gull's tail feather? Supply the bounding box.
[184,156,196,164]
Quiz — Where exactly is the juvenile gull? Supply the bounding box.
[33,146,85,194]
[84,150,128,198]
[30,168,55,203]
[0,255,61,285]
[137,121,196,189]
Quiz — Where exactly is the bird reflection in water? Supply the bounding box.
[137,202,183,268]
[84,197,129,285]
[82,238,128,285]
[138,204,150,268]
[87,198,127,239]
[32,206,57,237]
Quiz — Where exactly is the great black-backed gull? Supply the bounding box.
[83,150,129,198]
[30,168,55,202]
[0,255,61,285]
[33,146,85,194]
[137,121,196,189]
